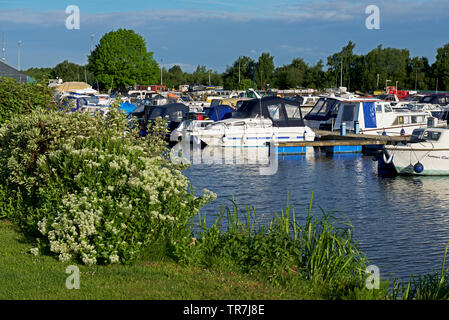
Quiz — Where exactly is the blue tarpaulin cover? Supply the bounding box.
[205,105,234,121]
[119,102,137,114]
[363,102,377,128]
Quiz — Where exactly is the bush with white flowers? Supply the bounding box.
[0,106,215,265]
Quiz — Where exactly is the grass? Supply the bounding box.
[0,219,320,300]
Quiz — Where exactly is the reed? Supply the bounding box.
[390,241,449,300]
[171,192,371,298]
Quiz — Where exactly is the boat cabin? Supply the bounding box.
[232,96,305,127]
[306,97,431,135]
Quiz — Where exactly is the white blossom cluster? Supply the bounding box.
[0,108,217,265]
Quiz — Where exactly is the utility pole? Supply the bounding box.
[2,32,5,63]
[340,57,343,87]
[90,34,94,53]
[415,70,418,91]
[17,40,21,71]
[160,58,163,85]
[208,70,211,86]
[376,74,379,90]
[238,56,241,85]
[436,78,438,94]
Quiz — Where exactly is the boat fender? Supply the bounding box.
[221,135,226,143]
[383,152,393,164]
[413,162,424,173]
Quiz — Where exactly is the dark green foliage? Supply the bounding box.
[88,29,159,90]
[0,77,54,125]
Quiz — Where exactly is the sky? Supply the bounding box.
[0,0,448,73]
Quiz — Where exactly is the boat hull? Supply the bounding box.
[384,146,449,175]
[197,129,314,147]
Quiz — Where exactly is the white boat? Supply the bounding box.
[382,127,449,175]
[192,96,315,147]
[170,116,214,143]
[305,96,435,136]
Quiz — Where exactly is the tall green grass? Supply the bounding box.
[170,192,378,299]
[390,241,449,300]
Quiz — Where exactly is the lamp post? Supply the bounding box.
[17,40,21,71]
[385,79,391,93]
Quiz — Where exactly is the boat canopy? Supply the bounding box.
[144,103,189,122]
[204,105,234,121]
[232,96,305,127]
[304,98,339,121]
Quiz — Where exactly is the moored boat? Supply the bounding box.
[192,96,315,147]
[381,127,449,175]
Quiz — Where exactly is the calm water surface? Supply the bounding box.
[184,148,449,282]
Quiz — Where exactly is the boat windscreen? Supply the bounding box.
[232,100,257,118]
[420,96,435,103]
[306,98,325,116]
[304,98,338,120]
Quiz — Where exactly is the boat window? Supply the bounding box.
[423,131,441,141]
[420,96,435,103]
[376,105,382,112]
[341,104,356,122]
[170,111,183,121]
[307,98,325,116]
[267,104,285,121]
[403,116,409,124]
[284,104,302,119]
[439,97,447,104]
[384,105,393,112]
[317,99,335,115]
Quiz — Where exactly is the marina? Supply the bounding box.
[1,8,449,300]
[184,152,449,283]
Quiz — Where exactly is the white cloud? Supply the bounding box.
[1,1,448,27]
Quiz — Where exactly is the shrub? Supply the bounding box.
[0,106,215,265]
[0,77,54,125]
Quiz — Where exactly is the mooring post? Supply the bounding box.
[340,122,346,136]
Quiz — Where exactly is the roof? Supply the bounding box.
[0,61,28,83]
[53,82,93,92]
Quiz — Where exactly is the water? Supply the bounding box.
[184,149,449,283]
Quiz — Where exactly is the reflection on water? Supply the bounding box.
[184,151,449,282]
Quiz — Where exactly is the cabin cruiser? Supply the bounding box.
[408,94,449,119]
[305,96,434,136]
[381,127,449,175]
[191,96,315,147]
[170,112,214,143]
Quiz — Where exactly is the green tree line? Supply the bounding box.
[23,29,449,92]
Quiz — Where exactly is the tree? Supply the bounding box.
[222,56,257,90]
[327,41,358,90]
[255,52,274,90]
[431,43,449,91]
[88,29,159,90]
[406,57,430,90]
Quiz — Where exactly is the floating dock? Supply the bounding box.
[277,130,410,155]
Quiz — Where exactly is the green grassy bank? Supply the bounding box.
[0,219,320,300]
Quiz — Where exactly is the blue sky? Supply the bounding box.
[0,0,448,73]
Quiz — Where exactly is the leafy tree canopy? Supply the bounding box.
[88,29,159,90]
